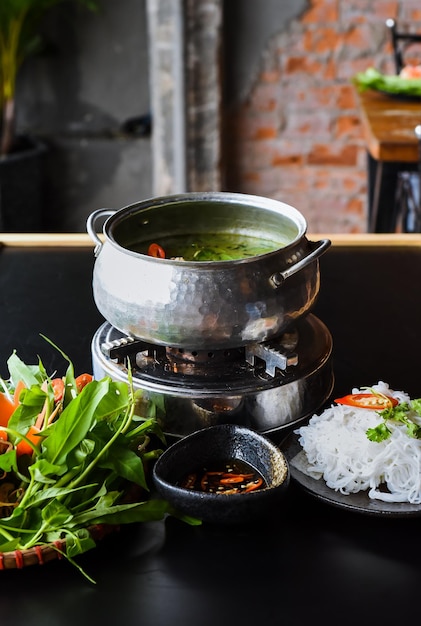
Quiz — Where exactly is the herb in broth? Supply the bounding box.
[178,459,266,494]
[140,233,281,261]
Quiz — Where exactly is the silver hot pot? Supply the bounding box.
[87,192,330,350]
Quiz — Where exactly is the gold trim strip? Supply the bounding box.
[0,233,420,248]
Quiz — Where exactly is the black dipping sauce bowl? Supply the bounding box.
[152,424,290,525]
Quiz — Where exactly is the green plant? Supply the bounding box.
[0,0,99,156]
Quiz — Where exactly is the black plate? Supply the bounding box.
[282,432,421,517]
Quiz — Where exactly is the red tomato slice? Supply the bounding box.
[335,393,398,410]
[75,373,93,392]
[51,377,65,402]
[13,380,26,406]
[0,392,15,425]
[16,425,42,456]
[0,393,14,440]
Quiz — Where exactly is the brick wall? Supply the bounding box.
[224,0,421,233]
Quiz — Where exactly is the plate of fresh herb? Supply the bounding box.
[354,67,421,100]
[0,339,198,581]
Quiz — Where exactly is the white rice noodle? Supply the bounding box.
[292,382,421,504]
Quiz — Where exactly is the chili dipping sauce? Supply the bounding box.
[178,459,266,494]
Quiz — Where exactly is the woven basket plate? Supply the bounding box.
[0,524,116,570]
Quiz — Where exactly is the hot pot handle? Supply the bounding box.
[86,209,116,256]
[270,238,331,287]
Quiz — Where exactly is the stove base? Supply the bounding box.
[91,314,334,440]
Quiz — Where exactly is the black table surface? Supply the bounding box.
[0,237,421,626]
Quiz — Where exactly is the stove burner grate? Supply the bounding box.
[100,328,299,379]
[93,314,332,396]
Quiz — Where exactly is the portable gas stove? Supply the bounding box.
[91,313,333,441]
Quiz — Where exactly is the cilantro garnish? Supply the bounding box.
[366,400,421,442]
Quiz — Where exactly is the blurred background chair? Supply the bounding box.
[393,125,421,232]
[379,19,421,232]
[386,17,421,73]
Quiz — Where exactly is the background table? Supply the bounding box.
[0,233,421,626]
[357,90,421,232]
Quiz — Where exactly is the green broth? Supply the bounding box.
[136,233,283,261]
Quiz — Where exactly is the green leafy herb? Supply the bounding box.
[366,399,421,442]
[353,67,421,97]
[0,345,200,582]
